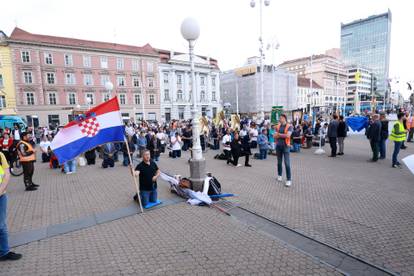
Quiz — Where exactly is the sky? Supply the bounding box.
[1,0,413,98]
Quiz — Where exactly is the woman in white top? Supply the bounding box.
[249,124,258,149]
[170,133,182,158]
[39,135,51,163]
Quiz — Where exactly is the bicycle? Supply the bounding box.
[9,153,23,177]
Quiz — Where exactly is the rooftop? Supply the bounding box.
[8,27,158,56]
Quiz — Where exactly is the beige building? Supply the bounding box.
[278,49,347,113]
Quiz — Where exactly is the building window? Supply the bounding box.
[0,74,3,87]
[26,92,35,105]
[48,115,60,127]
[149,94,155,105]
[21,51,30,63]
[177,74,182,84]
[177,90,183,101]
[132,59,139,71]
[44,53,53,65]
[200,76,205,86]
[64,54,73,66]
[212,107,217,118]
[83,55,91,67]
[48,93,57,105]
[68,93,76,105]
[147,62,153,74]
[132,77,140,87]
[103,93,110,102]
[164,89,170,101]
[212,77,216,87]
[65,73,76,85]
[117,76,125,87]
[147,77,154,88]
[100,56,108,68]
[86,93,94,105]
[23,71,33,84]
[101,75,110,86]
[148,112,156,121]
[178,106,185,120]
[200,90,206,101]
[163,73,169,84]
[84,74,93,86]
[116,58,124,70]
[212,91,216,101]
[46,73,56,84]
[134,94,141,105]
[0,96,6,108]
[119,94,126,105]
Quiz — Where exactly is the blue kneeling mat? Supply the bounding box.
[144,200,162,209]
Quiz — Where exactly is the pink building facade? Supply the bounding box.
[8,28,160,127]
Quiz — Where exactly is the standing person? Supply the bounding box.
[0,151,22,261]
[222,129,232,164]
[304,122,313,149]
[11,124,22,146]
[258,129,269,160]
[211,126,219,150]
[122,136,135,166]
[134,150,160,207]
[249,123,258,149]
[268,124,275,154]
[16,132,38,191]
[379,112,389,159]
[156,129,167,153]
[390,113,407,168]
[400,112,409,150]
[170,132,182,159]
[366,114,382,162]
[137,132,147,158]
[337,115,348,155]
[274,114,293,187]
[327,114,339,157]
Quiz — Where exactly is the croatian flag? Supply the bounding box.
[51,97,125,164]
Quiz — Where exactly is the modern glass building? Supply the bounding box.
[340,10,391,99]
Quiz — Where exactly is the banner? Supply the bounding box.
[271,106,283,124]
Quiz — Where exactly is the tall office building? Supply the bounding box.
[341,10,391,99]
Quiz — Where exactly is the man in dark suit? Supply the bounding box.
[327,114,339,157]
[366,114,382,162]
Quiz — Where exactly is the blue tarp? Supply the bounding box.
[346,116,369,132]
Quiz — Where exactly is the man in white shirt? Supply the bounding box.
[222,129,232,164]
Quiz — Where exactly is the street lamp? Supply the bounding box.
[251,0,270,121]
[181,17,206,191]
[104,81,113,99]
[267,38,279,106]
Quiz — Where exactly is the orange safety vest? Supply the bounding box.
[275,123,291,146]
[17,140,36,162]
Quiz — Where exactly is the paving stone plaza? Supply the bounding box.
[1,135,413,275]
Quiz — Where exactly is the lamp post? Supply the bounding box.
[104,81,113,99]
[267,39,279,106]
[181,17,206,191]
[250,0,270,122]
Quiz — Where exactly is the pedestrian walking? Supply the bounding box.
[274,114,293,187]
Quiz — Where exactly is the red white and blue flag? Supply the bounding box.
[51,97,125,164]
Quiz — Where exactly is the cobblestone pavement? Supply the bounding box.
[4,136,413,275]
[163,136,414,275]
[2,203,341,276]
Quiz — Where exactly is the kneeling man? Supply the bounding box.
[134,150,160,207]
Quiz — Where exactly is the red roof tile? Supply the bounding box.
[9,27,158,56]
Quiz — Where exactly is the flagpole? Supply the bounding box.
[124,136,144,213]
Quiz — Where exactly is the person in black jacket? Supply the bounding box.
[379,112,389,159]
[366,114,382,162]
[230,132,242,167]
[241,132,252,167]
[337,115,348,155]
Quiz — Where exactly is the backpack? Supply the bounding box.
[208,177,222,201]
[253,153,260,159]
